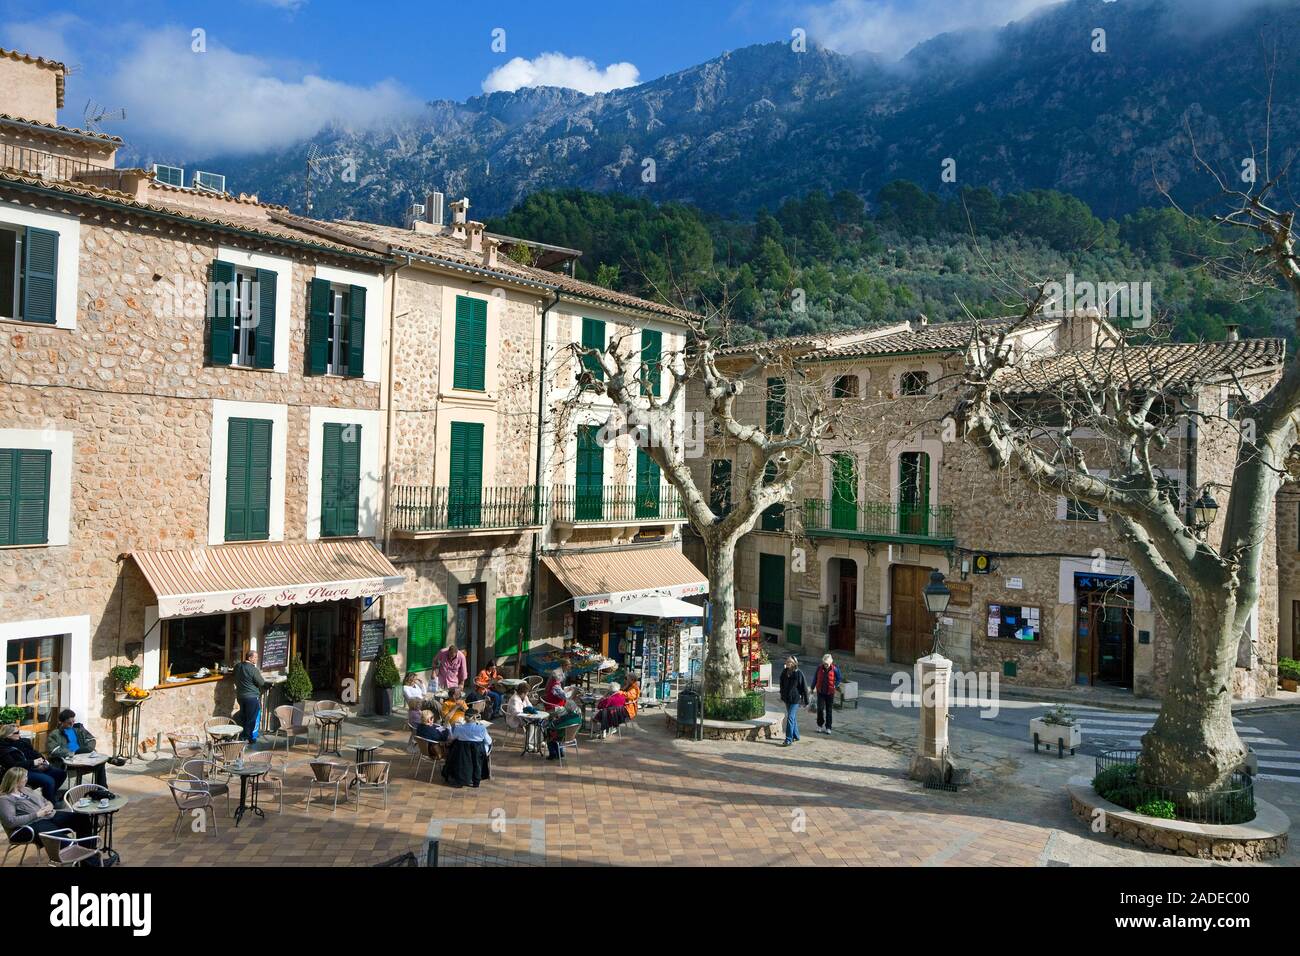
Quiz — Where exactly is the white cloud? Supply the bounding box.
[3,13,81,65]
[102,28,420,155]
[801,0,1046,58]
[481,52,640,95]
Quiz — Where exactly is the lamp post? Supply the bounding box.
[1193,489,1220,534]
[923,569,952,655]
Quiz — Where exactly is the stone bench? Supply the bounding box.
[665,710,786,742]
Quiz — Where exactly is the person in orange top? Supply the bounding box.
[472,664,504,718]
[440,687,469,725]
[623,673,642,720]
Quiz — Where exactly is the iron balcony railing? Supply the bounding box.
[0,144,115,183]
[391,485,548,533]
[552,483,686,524]
[803,499,955,544]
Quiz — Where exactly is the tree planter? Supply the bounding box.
[1031,717,1080,757]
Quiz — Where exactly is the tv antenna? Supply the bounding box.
[83,99,126,133]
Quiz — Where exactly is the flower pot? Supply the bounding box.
[1282,678,1299,692]
[1030,716,1080,757]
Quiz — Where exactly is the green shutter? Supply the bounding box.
[635,448,661,518]
[831,453,857,531]
[321,423,361,537]
[207,260,235,366]
[710,459,732,516]
[346,284,367,378]
[453,295,487,391]
[759,553,785,631]
[761,461,784,532]
[448,421,484,526]
[307,278,331,375]
[22,227,58,325]
[225,418,272,541]
[576,425,604,520]
[640,329,662,397]
[494,595,531,658]
[581,317,606,383]
[253,267,277,369]
[406,604,447,673]
[786,623,803,646]
[0,449,51,546]
[766,377,786,434]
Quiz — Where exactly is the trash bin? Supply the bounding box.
[677,687,704,741]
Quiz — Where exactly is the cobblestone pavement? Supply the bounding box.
[6,696,1296,867]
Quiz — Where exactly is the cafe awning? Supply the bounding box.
[126,539,405,619]
[542,546,707,612]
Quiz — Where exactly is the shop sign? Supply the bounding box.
[574,580,708,612]
[160,577,404,619]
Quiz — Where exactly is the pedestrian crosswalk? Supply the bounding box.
[1040,704,1300,785]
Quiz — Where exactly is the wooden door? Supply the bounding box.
[833,569,857,652]
[890,564,934,665]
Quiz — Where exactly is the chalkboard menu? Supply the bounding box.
[260,623,290,671]
[359,618,387,662]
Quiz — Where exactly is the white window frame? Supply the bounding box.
[0,615,90,727]
[0,427,73,547]
[207,400,288,545]
[305,406,383,540]
[216,245,291,373]
[316,264,381,382]
[0,202,80,329]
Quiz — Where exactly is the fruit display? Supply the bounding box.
[121,685,149,700]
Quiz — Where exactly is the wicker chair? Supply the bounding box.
[211,739,248,774]
[61,783,101,811]
[305,760,350,812]
[266,705,310,753]
[556,721,582,767]
[2,823,36,866]
[245,753,286,814]
[169,779,219,837]
[179,758,233,815]
[165,732,206,776]
[203,715,241,748]
[37,829,101,867]
[413,737,443,783]
[353,761,391,811]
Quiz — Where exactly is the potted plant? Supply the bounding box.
[1030,704,1081,757]
[0,705,26,725]
[371,651,400,716]
[1279,658,1300,692]
[284,654,313,703]
[109,663,142,693]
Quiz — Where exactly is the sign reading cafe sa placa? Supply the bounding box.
[164,578,402,619]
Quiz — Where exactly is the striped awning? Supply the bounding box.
[127,539,405,619]
[542,546,707,612]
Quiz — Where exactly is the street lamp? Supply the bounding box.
[923,569,951,656]
[1193,489,1220,532]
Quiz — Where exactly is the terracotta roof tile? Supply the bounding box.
[0,113,121,144]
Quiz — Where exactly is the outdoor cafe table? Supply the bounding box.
[519,712,548,757]
[226,762,270,826]
[207,723,242,745]
[64,752,109,787]
[69,792,128,860]
[315,709,346,756]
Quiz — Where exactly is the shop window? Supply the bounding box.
[161,613,249,681]
[899,370,929,396]
[4,635,61,733]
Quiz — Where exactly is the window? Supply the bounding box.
[830,453,857,531]
[495,595,530,658]
[710,459,733,517]
[4,636,61,732]
[320,423,361,537]
[161,613,249,681]
[640,328,662,397]
[760,460,784,532]
[225,417,273,541]
[0,224,57,324]
[406,604,447,673]
[833,375,858,398]
[448,295,488,390]
[575,425,604,520]
[581,317,606,385]
[1065,497,1100,522]
[308,277,366,378]
[766,378,786,434]
[899,370,929,396]
[759,553,785,631]
[209,260,276,369]
[635,448,661,519]
[0,447,51,546]
[898,451,931,534]
[448,421,485,527]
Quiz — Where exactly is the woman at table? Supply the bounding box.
[622,674,642,721]
[594,682,629,738]
[541,669,568,710]
[434,641,468,693]
[0,724,65,802]
[415,711,450,744]
[503,684,536,730]
[472,665,504,718]
[402,673,434,724]
[0,767,92,847]
[440,688,469,725]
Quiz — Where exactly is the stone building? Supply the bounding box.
[689,314,1283,700]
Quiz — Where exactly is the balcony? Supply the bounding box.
[391,485,547,537]
[551,484,687,527]
[803,499,955,547]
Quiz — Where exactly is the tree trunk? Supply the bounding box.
[703,535,745,699]
[1138,602,1246,794]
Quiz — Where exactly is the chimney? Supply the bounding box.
[483,236,501,270]
[1225,323,1241,342]
[425,191,445,227]
[465,220,484,255]
[448,197,469,239]
[910,313,929,331]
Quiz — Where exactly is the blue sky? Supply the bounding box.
[0,0,1050,156]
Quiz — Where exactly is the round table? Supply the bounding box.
[225,763,270,825]
[347,737,384,788]
[69,793,128,861]
[64,752,109,787]
[519,713,548,757]
[207,723,242,745]
[314,710,346,756]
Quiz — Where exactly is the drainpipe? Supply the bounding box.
[528,289,563,654]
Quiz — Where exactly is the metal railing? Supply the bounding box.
[0,144,113,183]
[391,484,547,533]
[1094,750,1255,825]
[552,484,686,524]
[803,499,955,543]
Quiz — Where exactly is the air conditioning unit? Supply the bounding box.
[191,170,226,193]
[153,163,185,187]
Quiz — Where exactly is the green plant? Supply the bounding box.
[1136,799,1177,819]
[1278,658,1300,682]
[1092,763,1148,809]
[1042,704,1075,726]
[703,691,766,721]
[371,651,400,689]
[0,705,26,725]
[284,654,313,702]
[109,664,142,688]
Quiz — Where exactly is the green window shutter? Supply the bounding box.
[761,461,784,532]
[494,595,531,658]
[635,448,660,518]
[786,623,803,646]
[225,418,272,541]
[453,295,487,390]
[320,423,360,537]
[766,377,786,434]
[576,425,604,520]
[710,459,732,516]
[253,268,277,369]
[0,449,51,545]
[307,278,332,375]
[207,260,235,366]
[406,604,447,673]
[831,453,857,531]
[22,227,58,325]
[759,553,785,631]
[346,285,367,378]
[640,329,662,397]
[448,421,484,526]
[581,317,606,383]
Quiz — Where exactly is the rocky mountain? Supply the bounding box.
[174,0,1300,224]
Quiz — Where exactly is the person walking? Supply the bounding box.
[232,650,268,744]
[778,656,809,746]
[813,654,842,735]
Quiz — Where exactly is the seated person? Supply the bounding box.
[595,682,629,737]
[504,684,537,723]
[545,698,583,761]
[541,669,568,710]
[414,710,450,744]
[623,675,642,721]
[440,688,469,725]
[0,723,65,802]
[47,710,107,788]
[442,720,493,789]
[472,665,504,718]
[402,673,430,718]
[0,767,92,849]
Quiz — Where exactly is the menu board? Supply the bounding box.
[359,618,387,662]
[260,623,290,671]
[987,604,1041,642]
